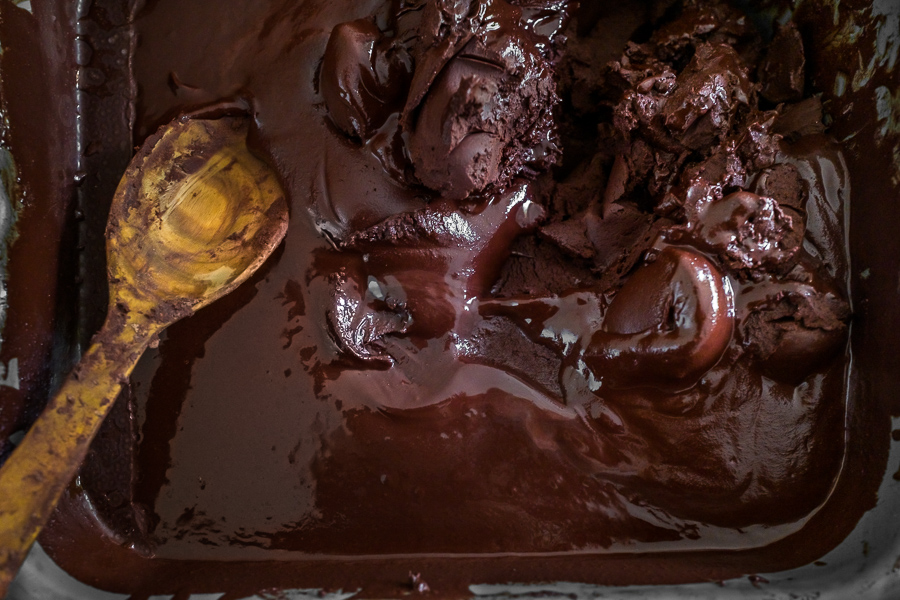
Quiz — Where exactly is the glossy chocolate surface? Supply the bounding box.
[0,0,897,598]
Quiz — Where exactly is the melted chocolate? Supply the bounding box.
[0,0,896,598]
[119,0,853,556]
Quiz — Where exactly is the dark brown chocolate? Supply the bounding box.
[0,0,896,598]
[759,22,806,104]
[116,0,853,558]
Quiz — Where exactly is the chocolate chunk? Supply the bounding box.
[492,235,594,297]
[650,0,761,65]
[464,314,563,396]
[406,56,509,199]
[759,22,806,104]
[742,289,850,382]
[321,20,411,140]
[673,191,801,276]
[586,247,734,391]
[662,43,753,151]
[342,205,474,249]
[660,145,747,217]
[552,152,607,218]
[753,163,807,211]
[539,218,594,259]
[773,96,826,140]
[583,202,657,278]
[732,110,781,171]
[403,0,561,199]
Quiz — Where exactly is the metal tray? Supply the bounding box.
[1,0,899,597]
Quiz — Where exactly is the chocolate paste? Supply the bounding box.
[0,0,897,598]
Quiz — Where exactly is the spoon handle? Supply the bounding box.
[0,311,153,594]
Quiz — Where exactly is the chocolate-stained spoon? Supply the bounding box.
[0,116,288,593]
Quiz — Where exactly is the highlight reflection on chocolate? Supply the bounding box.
[587,247,734,391]
[321,19,411,140]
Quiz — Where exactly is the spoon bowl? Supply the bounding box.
[110,116,288,320]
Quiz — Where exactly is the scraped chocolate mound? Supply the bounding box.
[322,0,562,200]
[403,0,560,199]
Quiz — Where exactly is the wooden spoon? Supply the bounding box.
[0,115,289,593]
